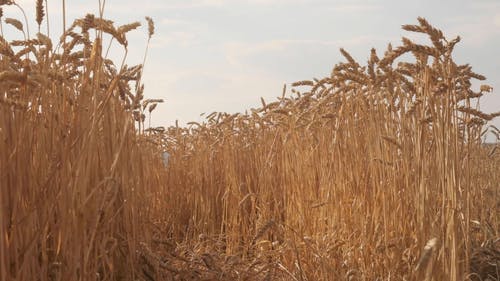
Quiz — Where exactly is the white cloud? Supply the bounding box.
[494,14,500,27]
[150,31,198,48]
[155,18,205,48]
[331,3,380,12]
[224,36,390,65]
[441,3,500,47]
[143,62,285,126]
[446,21,500,47]
[161,18,191,26]
[155,0,328,9]
[225,40,288,65]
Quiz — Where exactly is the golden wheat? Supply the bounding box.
[1,2,498,280]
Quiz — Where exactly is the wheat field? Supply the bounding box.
[0,1,499,280]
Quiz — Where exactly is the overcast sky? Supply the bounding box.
[5,0,500,138]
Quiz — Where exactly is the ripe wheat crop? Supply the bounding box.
[0,1,498,280]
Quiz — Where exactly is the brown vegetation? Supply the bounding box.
[0,2,498,280]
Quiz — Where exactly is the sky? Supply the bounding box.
[3,0,500,140]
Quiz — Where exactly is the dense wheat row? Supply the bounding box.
[0,1,498,280]
[0,2,169,280]
[156,18,499,280]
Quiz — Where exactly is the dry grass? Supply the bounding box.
[0,2,498,281]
